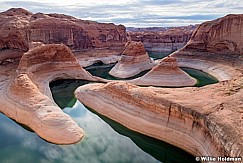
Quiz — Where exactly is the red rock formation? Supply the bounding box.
[0,8,31,51]
[4,43,102,144]
[75,79,243,159]
[171,14,243,76]
[183,14,243,54]
[130,56,197,86]
[122,41,147,56]
[128,25,196,52]
[0,8,127,52]
[109,41,155,78]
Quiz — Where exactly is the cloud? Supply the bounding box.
[0,0,242,27]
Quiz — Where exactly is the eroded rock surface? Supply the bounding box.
[172,14,243,77]
[76,14,243,159]
[109,41,155,78]
[130,56,197,86]
[184,14,243,54]
[1,43,101,144]
[75,80,243,158]
[0,8,127,53]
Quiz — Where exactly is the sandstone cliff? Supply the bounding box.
[184,14,243,54]
[0,8,127,53]
[130,56,197,86]
[109,41,155,78]
[172,14,243,69]
[128,25,196,52]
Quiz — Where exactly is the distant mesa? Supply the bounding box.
[109,41,155,78]
[130,56,197,87]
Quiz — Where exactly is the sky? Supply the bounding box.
[0,0,242,27]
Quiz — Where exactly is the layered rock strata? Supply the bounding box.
[1,43,101,144]
[109,41,155,78]
[183,14,243,54]
[0,8,127,53]
[171,14,243,80]
[128,25,196,52]
[75,80,243,159]
[130,56,197,86]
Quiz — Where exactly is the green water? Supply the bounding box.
[85,64,150,80]
[148,51,171,59]
[181,67,218,87]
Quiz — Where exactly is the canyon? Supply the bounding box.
[76,14,243,159]
[0,8,242,162]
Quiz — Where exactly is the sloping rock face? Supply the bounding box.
[2,44,101,144]
[0,8,127,53]
[183,14,243,54]
[75,80,243,159]
[130,56,197,86]
[109,41,155,78]
[171,14,243,81]
[172,14,243,67]
[128,25,196,52]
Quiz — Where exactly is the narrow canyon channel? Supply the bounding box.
[0,62,218,163]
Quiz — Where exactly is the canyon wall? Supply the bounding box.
[128,25,196,52]
[184,14,243,54]
[0,8,127,53]
[172,14,243,70]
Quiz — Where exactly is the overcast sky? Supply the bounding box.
[0,0,242,27]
